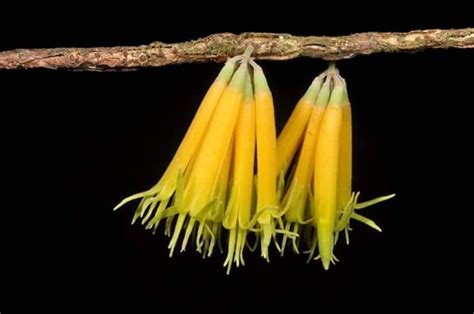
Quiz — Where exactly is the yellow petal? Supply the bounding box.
[224,73,256,229]
[313,81,345,270]
[253,63,279,260]
[336,81,353,214]
[255,69,278,210]
[223,72,256,273]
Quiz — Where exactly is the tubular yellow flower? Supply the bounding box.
[280,77,331,255]
[223,72,256,274]
[252,62,282,261]
[313,79,344,270]
[333,77,395,245]
[167,58,248,256]
[113,56,238,227]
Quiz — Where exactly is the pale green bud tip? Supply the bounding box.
[317,226,334,270]
[303,75,324,103]
[328,83,345,107]
[315,78,331,107]
[253,66,270,94]
[322,258,331,270]
[228,61,248,90]
[216,59,237,83]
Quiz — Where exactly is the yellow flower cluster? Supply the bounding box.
[278,64,395,269]
[115,49,394,273]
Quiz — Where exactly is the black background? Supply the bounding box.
[3,6,472,313]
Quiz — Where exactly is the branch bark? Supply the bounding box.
[1,28,473,71]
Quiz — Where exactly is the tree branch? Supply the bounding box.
[1,28,473,71]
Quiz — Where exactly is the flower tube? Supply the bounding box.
[251,62,282,261]
[223,73,256,274]
[280,76,331,255]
